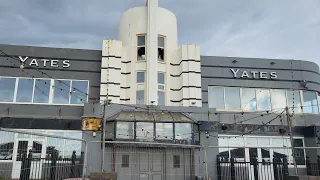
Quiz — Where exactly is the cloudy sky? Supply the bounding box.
[1,0,320,64]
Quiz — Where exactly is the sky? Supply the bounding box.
[1,0,320,64]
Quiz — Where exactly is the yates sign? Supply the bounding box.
[18,56,70,68]
[230,69,277,79]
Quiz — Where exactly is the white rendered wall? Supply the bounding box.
[100,0,202,107]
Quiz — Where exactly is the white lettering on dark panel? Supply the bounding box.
[18,56,71,68]
[230,69,277,79]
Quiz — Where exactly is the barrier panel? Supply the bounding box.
[0,128,87,180]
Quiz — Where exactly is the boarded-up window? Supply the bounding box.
[173,155,180,168]
[122,154,129,168]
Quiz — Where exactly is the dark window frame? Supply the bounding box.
[173,155,180,168]
[122,154,129,168]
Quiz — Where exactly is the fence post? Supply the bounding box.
[216,155,221,180]
[50,148,58,180]
[20,152,28,180]
[21,150,32,180]
[70,151,77,178]
[273,155,279,180]
[230,157,235,180]
[283,155,289,180]
[80,151,84,177]
[317,155,320,176]
[306,156,311,175]
[252,155,258,180]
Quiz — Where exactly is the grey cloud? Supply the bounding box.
[0,0,320,65]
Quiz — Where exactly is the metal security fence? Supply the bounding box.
[0,128,88,180]
[216,155,289,180]
[306,156,320,176]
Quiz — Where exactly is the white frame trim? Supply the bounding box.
[157,35,166,63]
[218,135,307,168]
[0,76,89,106]
[137,34,146,62]
[208,85,320,114]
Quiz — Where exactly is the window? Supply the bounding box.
[137,72,145,83]
[158,92,165,106]
[271,89,287,110]
[158,72,165,105]
[175,123,192,140]
[208,86,320,114]
[256,89,271,111]
[53,80,71,104]
[16,78,34,103]
[242,88,257,111]
[287,90,302,113]
[70,81,89,104]
[225,87,240,110]
[136,72,145,104]
[0,77,89,105]
[173,155,180,168]
[122,154,130,168]
[63,132,82,158]
[293,139,305,165]
[156,123,173,140]
[136,91,145,105]
[0,131,15,160]
[33,79,51,103]
[208,87,224,109]
[116,122,134,139]
[136,122,154,141]
[302,91,318,113]
[158,35,165,62]
[0,77,16,102]
[137,35,146,61]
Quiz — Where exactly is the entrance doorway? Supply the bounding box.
[11,138,46,179]
[138,149,164,180]
[115,148,164,180]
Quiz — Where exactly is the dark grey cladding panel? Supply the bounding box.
[0,68,101,86]
[0,44,101,61]
[201,66,320,83]
[201,56,320,73]
[0,56,101,72]
[0,118,81,130]
[0,104,84,118]
[216,112,320,127]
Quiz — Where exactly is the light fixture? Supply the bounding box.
[232,60,237,63]
[92,131,97,138]
[20,64,25,69]
[270,62,276,65]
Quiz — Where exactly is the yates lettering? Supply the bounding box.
[230,69,277,79]
[18,56,70,68]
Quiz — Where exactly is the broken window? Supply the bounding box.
[137,35,146,61]
[158,35,165,62]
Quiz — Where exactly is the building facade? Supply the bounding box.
[0,0,320,179]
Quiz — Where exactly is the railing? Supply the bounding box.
[217,155,289,180]
[306,156,320,176]
[19,149,84,180]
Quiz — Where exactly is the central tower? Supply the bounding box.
[100,0,202,107]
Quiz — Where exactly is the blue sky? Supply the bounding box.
[1,0,320,64]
